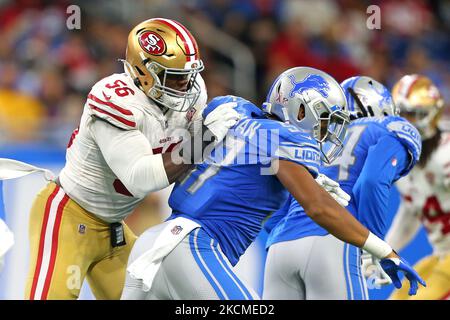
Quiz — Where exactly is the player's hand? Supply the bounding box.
[203,102,240,144]
[379,255,426,296]
[361,251,392,286]
[315,173,351,207]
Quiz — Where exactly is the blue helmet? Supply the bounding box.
[263,66,350,164]
[341,76,398,120]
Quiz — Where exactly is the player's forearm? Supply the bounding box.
[162,152,193,184]
[277,160,394,259]
[304,194,369,247]
[304,192,394,259]
[353,138,409,237]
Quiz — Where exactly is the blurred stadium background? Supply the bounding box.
[0,0,448,299]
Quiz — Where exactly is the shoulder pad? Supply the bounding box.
[87,74,138,130]
[203,95,263,120]
[385,117,422,168]
[278,122,318,146]
[275,122,321,177]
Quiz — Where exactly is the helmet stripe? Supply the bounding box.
[347,76,360,112]
[398,74,419,98]
[154,18,196,62]
[171,19,199,61]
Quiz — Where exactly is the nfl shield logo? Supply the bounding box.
[78,224,86,234]
[391,157,398,167]
[171,225,183,235]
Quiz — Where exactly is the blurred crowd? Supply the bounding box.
[0,0,449,146]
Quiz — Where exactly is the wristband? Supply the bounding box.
[362,232,393,259]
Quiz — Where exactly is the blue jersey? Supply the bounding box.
[168,95,321,265]
[266,116,421,247]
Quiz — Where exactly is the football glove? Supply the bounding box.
[315,173,351,207]
[203,101,240,144]
[379,256,426,296]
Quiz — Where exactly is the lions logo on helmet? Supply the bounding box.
[263,67,350,164]
[289,74,330,98]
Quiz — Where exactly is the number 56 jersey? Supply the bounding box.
[59,72,206,223]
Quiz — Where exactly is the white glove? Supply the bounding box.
[0,218,14,269]
[361,250,392,288]
[203,102,240,145]
[315,173,351,207]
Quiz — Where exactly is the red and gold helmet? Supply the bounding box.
[392,74,444,139]
[123,18,204,112]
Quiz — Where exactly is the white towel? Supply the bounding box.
[127,217,201,291]
[0,158,55,181]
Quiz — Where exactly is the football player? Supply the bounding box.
[386,75,449,300]
[263,76,423,300]
[121,68,424,300]
[25,18,239,300]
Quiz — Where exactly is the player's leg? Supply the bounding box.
[165,227,258,299]
[263,240,308,300]
[25,183,100,299]
[121,222,170,300]
[389,255,438,300]
[123,225,258,300]
[304,234,368,300]
[86,223,137,300]
[408,254,450,300]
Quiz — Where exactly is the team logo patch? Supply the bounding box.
[171,225,183,235]
[78,224,86,234]
[139,31,166,55]
[289,74,330,98]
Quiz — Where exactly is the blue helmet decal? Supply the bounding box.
[288,74,330,98]
[371,81,394,110]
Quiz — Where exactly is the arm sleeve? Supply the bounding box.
[384,198,422,252]
[91,119,169,198]
[352,135,410,238]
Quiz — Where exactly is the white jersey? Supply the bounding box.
[392,132,450,255]
[59,72,206,223]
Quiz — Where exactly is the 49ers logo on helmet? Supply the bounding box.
[139,31,166,55]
